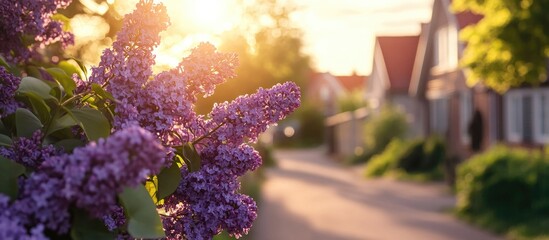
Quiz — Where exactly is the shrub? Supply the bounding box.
[363,105,408,156]
[397,139,425,172]
[364,139,406,177]
[456,146,537,216]
[365,136,446,181]
[456,146,549,239]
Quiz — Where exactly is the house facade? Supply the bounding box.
[366,35,423,137]
[410,0,549,161]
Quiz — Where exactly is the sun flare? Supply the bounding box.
[188,0,232,33]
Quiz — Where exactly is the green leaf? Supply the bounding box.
[58,60,85,80]
[71,209,115,240]
[91,83,114,100]
[182,143,201,172]
[15,108,43,137]
[119,185,165,239]
[157,163,182,200]
[52,14,71,31]
[17,77,54,100]
[70,108,110,141]
[145,176,158,204]
[46,68,76,96]
[53,139,85,153]
[0,156,25,200]
[71,58,88,79]
[0,134,12,147]
[47,113,78,136]
[19,91,51,123]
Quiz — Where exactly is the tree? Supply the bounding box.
[452,0,549,92]
[195,0,311,113]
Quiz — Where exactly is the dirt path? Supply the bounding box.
[251,148,501,240]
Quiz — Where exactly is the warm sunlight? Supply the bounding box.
[187,0,233,33]
[151,0,240,71]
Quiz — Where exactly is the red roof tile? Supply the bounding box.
[377,36,419,93]
[335,74,368,92]
[455,11,483,29]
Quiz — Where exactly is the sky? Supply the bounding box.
[292,0,433,75]
[76,0,434,76]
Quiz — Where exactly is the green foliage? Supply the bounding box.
[456,146,549,239]
[363,105,408,156]
[156,163,182,201]
[337,90,367,113]
[364,139,406,177]
[70,209,115,240]
[452,0,549,92]
[196,0,310,114]
[276,101,324,147]
[364,137,446,180]
[0,156,25,200]
[119,185,166,239]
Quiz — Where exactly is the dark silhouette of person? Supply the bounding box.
[468,109,483,152]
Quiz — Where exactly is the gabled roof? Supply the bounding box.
[455,11,483,29]
[377,36,420,93]
[449,0,483,29]
[335,73,368,92]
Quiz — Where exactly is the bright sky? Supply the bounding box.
[101,0,434,76]
[292,0,433,75]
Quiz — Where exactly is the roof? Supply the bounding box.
[335,73,368,92]
[455,11,483,29]
[377,36,420,93]
[448,0,483,29]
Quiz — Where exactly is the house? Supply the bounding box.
[409,0,511,161]
[365,35,422,137]
[307,71,368,116]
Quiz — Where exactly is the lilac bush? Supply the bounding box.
[0,0,300,239]
[0,0,73,63]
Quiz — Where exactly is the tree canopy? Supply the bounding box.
[453,0,549,92]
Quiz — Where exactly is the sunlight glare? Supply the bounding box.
[188,0,232,33]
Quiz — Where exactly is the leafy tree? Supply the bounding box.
[196,0,311,113]
[453,0,549,92]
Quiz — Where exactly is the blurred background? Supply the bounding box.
[56,0,549,239]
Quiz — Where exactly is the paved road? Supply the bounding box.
[252,148,501,240]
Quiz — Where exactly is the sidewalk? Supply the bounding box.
[251,148,501,240]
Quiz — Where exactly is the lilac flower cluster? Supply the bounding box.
[209,82,302,144]
[89,0,169,130]
[179,42,238,99]
[0,0,73,63]
[0,66,21,117]
[162,83,300,239]
[0,194,47,240]
[9,127,166,234]
[0,131,59,169]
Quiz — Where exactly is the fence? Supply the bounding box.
[325,107,369,159]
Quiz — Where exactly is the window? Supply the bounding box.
[534,90,549,143]
[505,91,524,143]
[505,89,549,144]
[460,91,472,144]
[430,98,448,136]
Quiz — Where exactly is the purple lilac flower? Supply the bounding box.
[0,66,21,117]
[209,82,301,144]
[56,126,166,218]
[10,127,166,235]
[179,42,238,100]
[0,131,59,169]
[102,205,126,231]
[162,83,300,239]
[0,0,73,63]
[89,0,169,129]
[0,194,47,240]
